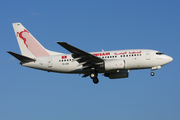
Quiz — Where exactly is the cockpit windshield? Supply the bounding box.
[156,52,164,55]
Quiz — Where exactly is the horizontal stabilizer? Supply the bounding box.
[7,51,35,62]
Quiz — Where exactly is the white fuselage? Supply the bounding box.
[9,23,173,84]
[22,49,173,74]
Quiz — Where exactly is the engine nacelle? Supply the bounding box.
[104,59,125,71]
[104,70,129,79]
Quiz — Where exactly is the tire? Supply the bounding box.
[151,72,155,76]
[93,77,99,84]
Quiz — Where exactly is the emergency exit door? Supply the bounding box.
[146,51,150,60]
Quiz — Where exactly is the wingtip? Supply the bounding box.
[56,41,67,44]
[56,41,66,43]
[7,51,11,53]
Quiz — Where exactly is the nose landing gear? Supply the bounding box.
[150,66,161,76]
[151,71,155,76]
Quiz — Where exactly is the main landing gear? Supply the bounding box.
[90,69,99,84]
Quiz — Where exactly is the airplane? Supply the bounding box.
[7,23,173,84]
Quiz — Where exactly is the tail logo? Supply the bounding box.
[16,29,50,57]
[17,29,29,48]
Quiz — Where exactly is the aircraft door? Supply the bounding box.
[48,58,52,68]
[146,51,150,60]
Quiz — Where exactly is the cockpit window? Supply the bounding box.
[156,52,164,55]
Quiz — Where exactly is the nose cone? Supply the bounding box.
[167,56,173,63]
[157,54,173,66]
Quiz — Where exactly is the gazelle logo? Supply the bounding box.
[17,29,29,48]
[16,29,50,57]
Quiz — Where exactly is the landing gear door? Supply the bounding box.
[146,51,150,60]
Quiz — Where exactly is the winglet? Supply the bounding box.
[7,51,35,62]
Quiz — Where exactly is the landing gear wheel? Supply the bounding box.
[90,70,97,79]
[93,77,99,84]
[90,69,99,84]
[151,72,155,76]
[90,73,95,78]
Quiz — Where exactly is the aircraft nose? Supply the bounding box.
[167,56,173,63]
[170,56,173,62]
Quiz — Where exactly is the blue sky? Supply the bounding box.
[0,0,179,120]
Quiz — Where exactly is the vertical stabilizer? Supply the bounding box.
[12,23,50,58]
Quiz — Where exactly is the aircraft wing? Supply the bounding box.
[57,42,104,68]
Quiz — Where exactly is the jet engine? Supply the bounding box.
[104,59,125,71]
[104,70,128,79]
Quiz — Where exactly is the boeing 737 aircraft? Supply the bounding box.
[7,23,173,84]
